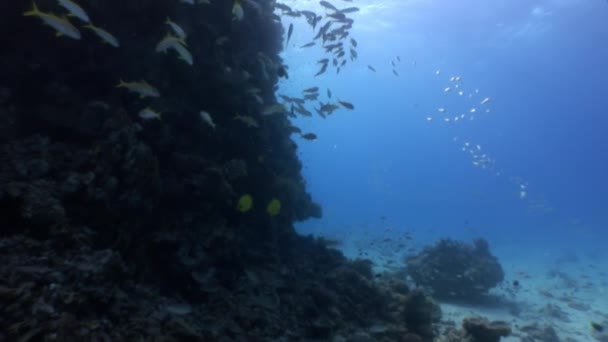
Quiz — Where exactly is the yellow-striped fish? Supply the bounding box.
[57,0,90,23]
[83,24,119,47]
[23,2,81,40]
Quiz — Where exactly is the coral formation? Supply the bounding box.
[406,238,504,300]
[0,1,449,340]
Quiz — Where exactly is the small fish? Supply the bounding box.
[480,97,491,105]
[315,63,328,77]
[443,87,451,92]
[392,69,399,76]
[426,117,433,122]
[200,111,216,129]
[286,23,293,46]
[438,108,446,113]
[300,42,315,48]
[57,0,90,23]
[232,1,244,21]
[262,104,286,116]
[319,1,338,12]
[171,42,193,65]
[139,107,161,120]
[470,108,477,113]
[83,24,119,47]
[327,89,332,98]
[234,114,259,127]
[396,56,401,62]
[166,18,187,40]
[367,65,376,72]
[338,100,354,110]
[156,35,187,53]
[293,105,312,117]
[300,132,317,140]
[458,91,464,96]
[339,7,359,14]
[23,2,81,40]
[303,86,319,93]
[350,38,357,47]
[435,69,441,75]
[116,80,160,98]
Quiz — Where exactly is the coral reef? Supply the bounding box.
[0,0,445,340]
[438,316,511,342]
[406,238,504,300]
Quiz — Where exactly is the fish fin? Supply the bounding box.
[23,1,40,16]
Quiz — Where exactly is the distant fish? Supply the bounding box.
[458,91,464,96]
[435,69,441,75]
[234,114,259,127]
[116,79,160,98]
[367,65,376,72]
[300,42,315,48]
[232,1,244,21]
[23,2,81,40]
[171,42,193,65]
[338,100,354,110]
[83,24,119,47]
[300,132,317,140]
[438,108,446,113]
[57,0,90,23]
[392,69,399,76]
[303,86,319,93]
[315,63,328,77]
[480,97,491,105]
[200,111,216,129]
[139,107,162,120]
[327,88,332,98]
[339,7,360,14]
[470,108,477,113]
[350,38,357,47]
[426,117,433,122]
[262,104,287,116]
[319,1,338,12]
[166,17,187,40]
[286,23,293,46]
[155,35,192,65]
[156,35,187,53]
[443,87,451,92]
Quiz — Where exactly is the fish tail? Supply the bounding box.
[116,79,125,88]
[23,2,40,16]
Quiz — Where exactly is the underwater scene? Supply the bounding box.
[1,0,607,341]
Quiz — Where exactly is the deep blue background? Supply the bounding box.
[279,0,608,257]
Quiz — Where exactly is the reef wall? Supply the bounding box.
[0,1,455,341]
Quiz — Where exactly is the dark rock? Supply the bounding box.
[406,238,504,300]
[463,317,511,342]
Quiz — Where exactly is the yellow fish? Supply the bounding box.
[237,194,253,212]
[23,2,81,40]
[266,198,281,217]
[116,79,160,98]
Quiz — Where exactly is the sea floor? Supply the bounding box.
[337,241,608,341]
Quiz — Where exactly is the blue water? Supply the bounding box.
[280,0,608,260]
